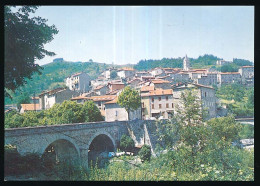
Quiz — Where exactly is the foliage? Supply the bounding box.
[216,84,254,117]
[134,54,222,71]
[81,101,104,122]
[4,110,24,128]
[4,61,112,105]
[233,58,253,66]
[5,100,104,128]
[16,92,31,110]
[138,145,151,162]
[119,134,135,152]
[238,124,254,139]
[217,63,239,72]
[4,6,58,98]
[110,70,118,79]
[117,86,141,120]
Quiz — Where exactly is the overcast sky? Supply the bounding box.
[23,6,254,65]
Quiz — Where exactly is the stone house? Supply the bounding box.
[197,73,218,86]
[107,82,125,92]
[117,68,136,79]
[105,96,141,121]
[85,95,117,117]
[172,72,190,83]
[216,60,233,66]
[141,89,174,120]
[127,78,142,88]
[135,71,151,78]
[94,85,109,96]
[217,72,241,84]
[172,83,217,119]
[150,80,171,89]
[20,104,41,113]
[238,66,254,85]
[65,72,91,93]
[39,88,80,110]
[151,68,164,77]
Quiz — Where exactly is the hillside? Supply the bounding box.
[5,60,113,105]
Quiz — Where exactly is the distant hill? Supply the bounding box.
[134,54,253,71]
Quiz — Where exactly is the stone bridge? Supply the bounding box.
[5,120,157,169]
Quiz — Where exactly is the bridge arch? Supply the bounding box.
[87,131,116,167]
[39,135,80,157]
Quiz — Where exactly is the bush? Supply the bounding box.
[119,134,135,152]
[139,145,151,162]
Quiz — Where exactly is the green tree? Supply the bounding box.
[110,70,117,79]
[16,92,31,111]
[138,144,151,162]
[4,6,58,99]
[119,134,135,153]
[81,100,104,122]
[117,86,141,120]
[5,110,24,128]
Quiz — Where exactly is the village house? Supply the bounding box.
[216,59,233,66]
[149,79,171,89]
[151,68,165,77]
[20,103,41,113]
[141,89,174,120]
[196,72,218,86]
[127,78,142,88]
[172,72,190,83]
[94,85,109,96]
[105,96,141,121]
[107,82,125,92]
[135,71,151,78]
[65,72,91,93]
[239,66,254,85]
[217,72,241,85]
[172,83,217,119]
[117,67,136,79]
[39,88,80,110]
[85,95,117,117]
[140,85,155,93]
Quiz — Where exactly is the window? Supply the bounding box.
[152,97,154,102]
[142,102,144,108]
[152,104,154,109]
[166,96,168,101]
[166,103,169,108]
[115,110,118,116]
[98,101,101,106]
[205,92,207,97]
[172,103,174,108]
[159,97,161,101]
[159,104,162,109]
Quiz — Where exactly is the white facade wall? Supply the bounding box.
[105,104,141,121]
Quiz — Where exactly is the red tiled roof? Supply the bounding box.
[71,96,88,100]
[141,89,173,97]
[104,96,118,104]
[39,88,65,96]
[86,95,117,102]
[151,80,170,84]
[242,66,254,68]
[141,86,155,92]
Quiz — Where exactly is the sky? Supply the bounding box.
[19,6,254,66]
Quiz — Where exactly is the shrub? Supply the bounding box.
[139,144,151,162]
[119,134,135,152]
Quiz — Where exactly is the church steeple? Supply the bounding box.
[183,54,190,71]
